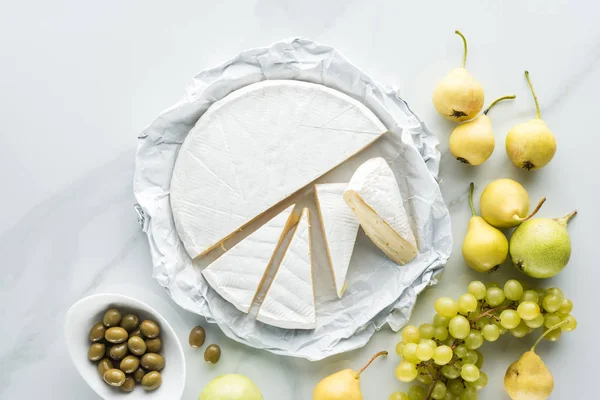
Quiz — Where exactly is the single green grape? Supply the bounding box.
[510,321,530,338]
[468,281,487,300]
[434,314,449,327]
[434,326,449,341]
[517,301,541,321]
[449,315,470,339]
[486,287,505,307]
[500,309,521,329]
[441,365,461,379]
[474,318,487,330]
[544,313,562,329]
[458,293,478,314]
[402,325,421,344]
[419,323,435,340]
[520,290,539,304]
[445,393,459,400]
[407,385,426,400]
[459,386,478,400]
[558,298,573,315]
[466,370,488,390]
[542,294,562,313]
[547,287,564,299]
[416,343,434,361]
[417,369,433,385]
[544,328,562,342]
[403,343,421,364]
[474,350,484,368]
[431,381,448,399]
[420,338,437,349]
[395,341,405,357]
[464,330,484,350]
[463,350,478,364]
[396,361,418,382]
[561,315,577,332]
[504,280,524,301]
[454,344,467,358]
[460,364,480,382]
[435,297,459,318]
[389,392,409,400]
[525,314,545,329]
[433,345,453,365]
[482,324,500,342]
[447,379,464,395]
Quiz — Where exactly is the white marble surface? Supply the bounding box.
[0,1,597,399]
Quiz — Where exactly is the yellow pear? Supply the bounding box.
[462,183,508,272]
[504,320,568,400]
[450,95,516,165]
[313,351,387,400]
[480,179,546,228]
[506,71,557,170]
[433,30,484,122]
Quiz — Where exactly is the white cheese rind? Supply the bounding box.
[170,80,386,259]
[202,204,297,313]
[314,183,359,298]
[257,208,316,330]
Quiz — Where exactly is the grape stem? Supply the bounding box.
[472,305,511,323]
[424,370,441,400]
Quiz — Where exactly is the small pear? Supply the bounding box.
[504,321,567,399]
[506,71,557,170]
[480,179,546,228]
[450,95,516,165]
[313,351,387,400]
[510,210,577,278]
[462,183,508,272]
[433,30,484,122]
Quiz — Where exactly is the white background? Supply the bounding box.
[0,1,597,399]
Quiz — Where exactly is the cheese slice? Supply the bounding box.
[344,157,418,265]
[170,80,386,259]
[314,183,359,298]
[257,208,316,329]
[202,204,298,313]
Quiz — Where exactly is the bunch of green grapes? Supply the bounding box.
[389,280,577,400]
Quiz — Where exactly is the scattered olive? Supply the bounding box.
[105,327,128,344]
[120,377,136,393]
[141,371,162,391]
[189,326,206,348]
[120,355,140,374]
[89,322,106,342]
[109,343,129,361]
[88,343,106,361]
[204,344,221,364]
[103,308,122,327]
[97,358,113,378]
[120,314,140,333]
[145,337,162,353]
[129,328,142,338]
[140,320,160,339]
[128,336,147,356]
[133,367,146,383]
[103,368,126,387]
[140,353,165,371]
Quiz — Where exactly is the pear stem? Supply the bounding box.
[483,95,516,115]
[455,30,468,68]
[514,197,547,223]
[468,182,476,216]
[532,320,568,352]
[357,351,388,377]
[525,70,541,119]
[555,210,578,225]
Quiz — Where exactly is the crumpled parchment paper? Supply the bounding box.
[133,38,452,361]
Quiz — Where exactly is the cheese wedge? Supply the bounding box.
[202,204,298,313]
[257,208,316,329]
[170,80,386,259]
[344,157,418,265]
[314,183,359,298]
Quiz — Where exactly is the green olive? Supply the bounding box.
[87,343,106,361]
[119,355,140,374]
[189,326,206,348]
[141,371,162,391]
[89,322,106,342]
[129,328,142,338]
[103,368,126,387]
[140,353,165,371]
[103,308,122,327]
[105,327,128,344]
[128,336,147,356]
[97,358,113,378]
[120,376,136,392]
[120,314,140,333]
[204,344,221,364]
[145,337,162,353]
[133,367,146,383]
[109,343,129,361]
[140,320,160,338]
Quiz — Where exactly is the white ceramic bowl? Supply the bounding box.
[65,294,186,399]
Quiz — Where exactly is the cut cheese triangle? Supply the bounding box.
[202,204,298,313]
[314,183,359,298]
[344,157,418,265]
[170,80,386,259]
[257,208,316,329]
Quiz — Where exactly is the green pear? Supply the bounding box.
[462,183,508,272]
[313,351,387,400]
[450,95,515,165]
[199,374,263,400]
[510,211,577,278]
[480,179,546,228]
